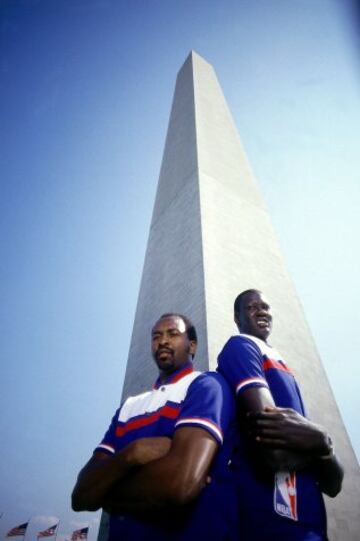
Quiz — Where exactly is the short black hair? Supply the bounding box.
[158,313,197,343]
[234,289,261,317]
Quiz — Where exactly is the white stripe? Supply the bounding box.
[97,443,115,454]
[239,333,283,360]
[175,417,223,444]
[119,372,202,423]
[236,377,269,394]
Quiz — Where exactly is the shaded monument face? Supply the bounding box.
[151,316,196,376]
[237,291,272,341]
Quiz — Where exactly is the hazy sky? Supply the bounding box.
[1,1,359,540]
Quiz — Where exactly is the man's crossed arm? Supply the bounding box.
[238,386,344,497]
[71,427,218,514]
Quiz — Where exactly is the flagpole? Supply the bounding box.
[23,518,31,541]
[54,521,59,541]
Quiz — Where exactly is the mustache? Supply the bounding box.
[156,347,174,357]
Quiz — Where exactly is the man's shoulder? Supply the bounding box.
[179,370,202,385]
[196,370,230,386]
[223,334,279,357]
[221,334,262,355]
[187,370,233,399]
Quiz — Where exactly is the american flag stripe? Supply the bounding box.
[71,527,88,541]
[6,523,29,537]
[37,524,58,538]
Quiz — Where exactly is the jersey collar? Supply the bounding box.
[153,361,194,389]
[239,332,272,347]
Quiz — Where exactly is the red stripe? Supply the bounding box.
[170,365,194,383]
[287,472,298,520]
[116,404,180,437]
[153,364,194,388]
[263,358,292,374]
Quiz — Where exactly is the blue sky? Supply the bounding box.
[1,1,359,539]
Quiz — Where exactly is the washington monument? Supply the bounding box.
[109,52,359,539]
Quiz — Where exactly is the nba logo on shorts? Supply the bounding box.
[274,471,298,521]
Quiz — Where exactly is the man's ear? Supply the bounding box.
[234,313,240,330]
[189,340,197,357]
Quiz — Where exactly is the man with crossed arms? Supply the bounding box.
[72,313,237,541]
[218,289,343,541]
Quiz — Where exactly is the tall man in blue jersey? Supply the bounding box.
[217,289,343,541]
[72,313,236,541]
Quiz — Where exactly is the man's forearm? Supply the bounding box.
[260,447,312,472]
[257,448,343,498]
[315,453,344,497]
[248,411,344,496]
[103,428,217,515]
[71,450,135,512]
[72,437,172,512]
[106,452,208,514]
[104,458,207,515]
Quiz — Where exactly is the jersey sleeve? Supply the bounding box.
[94,408,120,456]
[174,372,234,445]
[217,336,269,395]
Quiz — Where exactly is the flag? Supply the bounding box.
[6,523,29,537]
[37,524,58,538]
[71,528,88,541]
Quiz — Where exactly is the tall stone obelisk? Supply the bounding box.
[117,52,359,539]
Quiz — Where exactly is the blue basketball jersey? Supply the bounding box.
[218,335,327,541]
[95,362,238,541]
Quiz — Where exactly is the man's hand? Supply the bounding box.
[246,405,343,497]
[125,437,172,466]
[247,406,331,456]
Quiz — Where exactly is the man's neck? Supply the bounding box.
[154,360,194,388]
